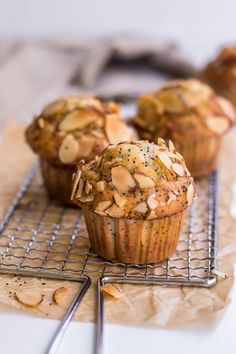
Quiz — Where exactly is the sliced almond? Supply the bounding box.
[217,97,235,121]
[157,137,166,146]
[133,202,148,213]
[85,194,94,202]
[42,99,66,117]
[187,183,195,205]
[172,163,186,177]
[96,180,106,192]
[166,151,178,159]
[206,116,230,135]
[212,270,228,279]
[71,169,82,200]
[59,110,98,131]
[167,192,177,204]
[168,140,176,153]
[134,173,155,189]
[158,91,183,113]
[146,209,157,220]
[78,136,94,157]
[111,166,136,193]
[96,200,112,212]
[113,190,126,208]
[53,287,68,305]
[95,210,107,216]
[59,134,79,163]
[100,284,123,299]
[57,131,66,138]
[85,180,93,195]
[38,118,45,129]
[95,155,102,167]
[15,290,43,308]
[105,114,129,144]
[158,152,172,169]
[106,203,124,218]
[76,179,84,198]
[147,194,158,209]
[91,130,104,138]
[106,203,124,217]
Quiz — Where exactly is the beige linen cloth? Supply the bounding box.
[0,35,235,327]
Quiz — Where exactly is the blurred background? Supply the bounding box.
[0,0,236,123]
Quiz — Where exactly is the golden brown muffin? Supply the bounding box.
[202,45,236,106]
[71,140,196,264]
[132,79,235,177]
[26,95,138,204]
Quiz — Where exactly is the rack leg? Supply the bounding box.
[46,275,91,354]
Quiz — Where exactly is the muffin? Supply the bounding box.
[202,45,236,106]
[26,95,138,204]
[132,79,235,177]
[71,140,196,264]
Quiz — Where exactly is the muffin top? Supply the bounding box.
[203,45,236,90]
[71,140,196,220]
[26,95,137,166]
[133,79,235,141]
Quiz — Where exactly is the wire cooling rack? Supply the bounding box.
[0,163,218,354]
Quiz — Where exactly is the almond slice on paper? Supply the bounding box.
[212,270,228,280]
[53,287,68,305]
[158,152,172,169]
[105,114,127,144]
[111,166,136,193]
[106,203,124,218]
[133,202,148,213]
[59,110,98,131]
[134,173,155,189]
[96,200,112,212]
[147,194,158,209]
[15,290,43,308]
[186,183,195,205]
[172,163,186,177]
[42,99,66,117]
[206,116,230,135]
[113,190,126,208]
[59,134,79,163]
[101,284,123,299]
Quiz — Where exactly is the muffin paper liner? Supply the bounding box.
[83,208,185,264]
[174,135,221,177]
[40,158,75,205]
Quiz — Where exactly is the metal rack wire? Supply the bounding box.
[0,163,218,354]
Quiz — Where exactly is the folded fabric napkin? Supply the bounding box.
[72,35,197,90]
[0,34,198,121]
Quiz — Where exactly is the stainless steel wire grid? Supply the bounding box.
[0,163,218,354]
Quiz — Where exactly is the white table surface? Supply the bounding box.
[0,267,235,354]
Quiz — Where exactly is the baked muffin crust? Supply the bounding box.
[203,46,236,97]
[72,140,196,220]
[133,79,235,141]
[26,95,137,166]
